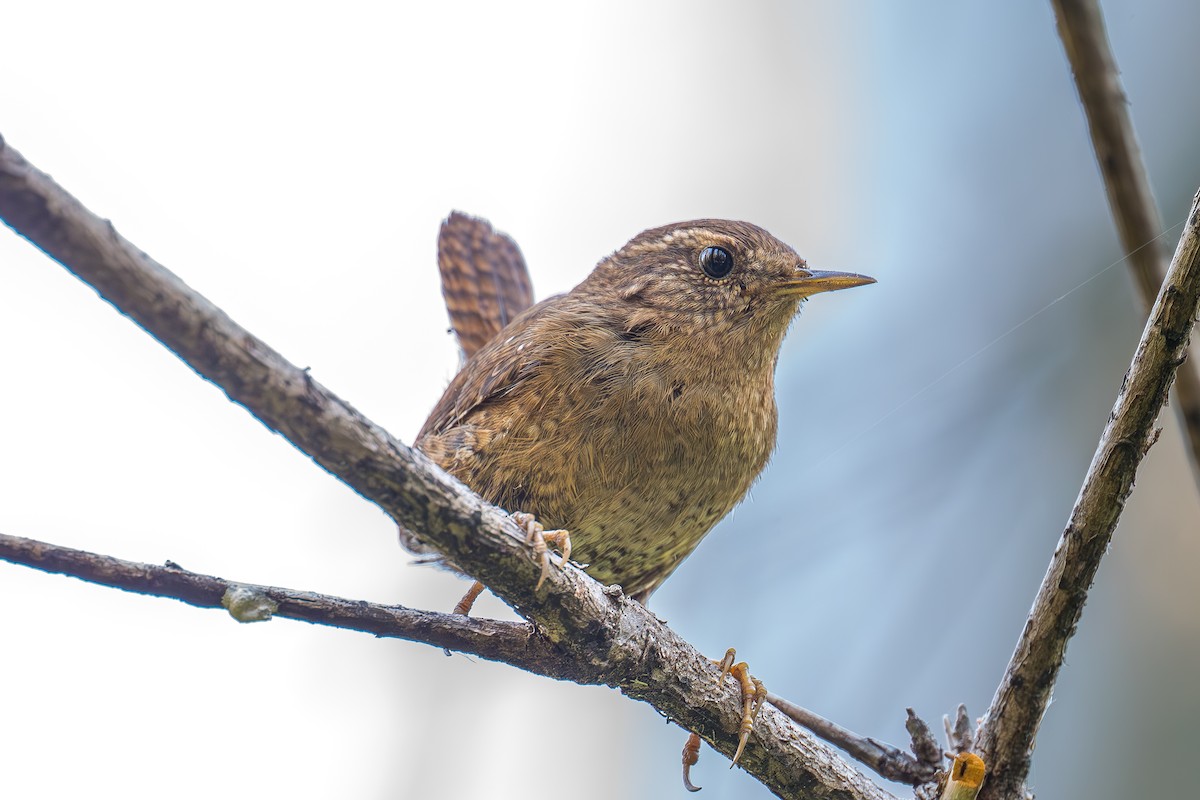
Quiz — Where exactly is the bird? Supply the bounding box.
[402,211,874,772]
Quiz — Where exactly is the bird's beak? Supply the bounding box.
[775,268,876,298]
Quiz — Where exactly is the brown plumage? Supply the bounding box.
[407,216,874,603]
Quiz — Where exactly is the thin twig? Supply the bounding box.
[944,704,973,755]
[974,189,1200,800]
[905,709,943,773]
[1052,0,1200,488]
[766,692,939,786]
[0,532,577,676]
[0,134,892,800]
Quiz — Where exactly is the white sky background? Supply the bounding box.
[3,2,1200,799]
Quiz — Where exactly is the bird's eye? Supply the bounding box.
[698,246,734,279]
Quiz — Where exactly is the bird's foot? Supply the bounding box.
[446,512,569,621]
[679,649,765,790]
[511,511,572,590]
[716,648,767,765]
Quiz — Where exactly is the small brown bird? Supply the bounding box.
[404,214,873,600]
[403,212,874,775]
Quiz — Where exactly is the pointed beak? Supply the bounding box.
[775,268,876,298]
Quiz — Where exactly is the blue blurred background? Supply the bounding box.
[3,2,1199,798]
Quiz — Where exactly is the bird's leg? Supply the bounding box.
[447,511,570,620]
[453,580,486,616]
[716,648,767,766]
[445,579,488,655]
[678,649,765,790]
[511,511,572,589]
[677,648,766,788]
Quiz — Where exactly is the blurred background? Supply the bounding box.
[3,2,1199,798]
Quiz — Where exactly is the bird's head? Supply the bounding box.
[582,220,874,355]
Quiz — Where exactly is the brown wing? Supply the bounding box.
[416,295,557,444]
[404,295,559,559]
[437,211,535,359]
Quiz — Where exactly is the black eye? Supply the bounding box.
[698,246,734,279]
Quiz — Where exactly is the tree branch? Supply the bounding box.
[0,134,893,800]
[2,522,942,792]
[0,531,585,677]
[766,693,941,786]
[1051,0,1200,488]
[974,189,1200,799]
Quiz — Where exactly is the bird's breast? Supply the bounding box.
[423,320,783,600]
[514,341,779,597]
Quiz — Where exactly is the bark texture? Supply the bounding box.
[974,189,1200,799]
[1052,0,1200,486]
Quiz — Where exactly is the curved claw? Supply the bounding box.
[532,534,551,589]
[724,658,767,767]
[537,530,571,589]
[512,511,571,590]
[685,651,767,778]
[552,530,572,567]
[682,732,702,792]
[717,648,737,683]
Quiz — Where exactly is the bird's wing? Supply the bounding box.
[437,211,535,359]
[416,295,559,443]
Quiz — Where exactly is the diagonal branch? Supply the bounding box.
[0,134,892,800]
[1051,0,1200,488]
[1,527,940,791]
[767,693,940,786]
[974,189,1200,799]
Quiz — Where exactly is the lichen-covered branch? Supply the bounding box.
[974,189,1200,799]
[0,134,891,800]
[1051,0,1200,486]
